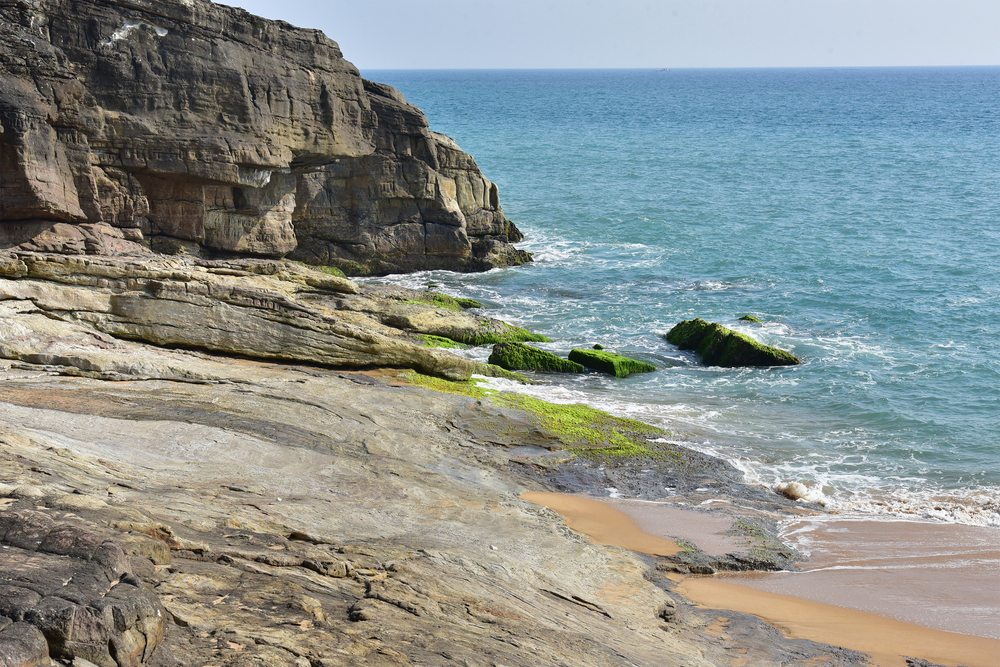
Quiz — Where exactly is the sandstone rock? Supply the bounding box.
[665,318,800,367]
[0,0,528,273]
[568,349,657,378]
[0,250,551,381]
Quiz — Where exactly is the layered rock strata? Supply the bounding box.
[0,0,529,274]
[0,250,544,381]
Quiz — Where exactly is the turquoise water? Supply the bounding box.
[363,68,1000,525]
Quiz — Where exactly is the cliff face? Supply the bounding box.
[0,0,529,274]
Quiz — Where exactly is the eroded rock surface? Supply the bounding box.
[0,0,528,274]
[0,356,873,667]
[0,250,542,381]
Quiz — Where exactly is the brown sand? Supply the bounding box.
[523,491,1000,667]
[679,577,1000,667]
[520,492,681,556]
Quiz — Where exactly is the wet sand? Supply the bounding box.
[722,517,1000,640]
[520,492,682,556]
[524,491,1000,667]
[679,577,1000,667]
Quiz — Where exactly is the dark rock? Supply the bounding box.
[0,622,50,667]
[0,511,167,666]
[567,349,657,378]
[739,314,763,323]
[0,0,528,274]
[666,318,800,367]
[488,342,584,374]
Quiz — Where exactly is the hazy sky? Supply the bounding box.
[228,0,1000,69]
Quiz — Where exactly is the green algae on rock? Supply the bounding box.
[666,318,800,367]
[405,292,484,311]
[420,334,470,349]
[568,349,657,378]
[458,322,552,346]
[739,315,763,323]
[488,393,665,457]
[488,342,585,374]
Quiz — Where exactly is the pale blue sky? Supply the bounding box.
[229,0,1000,69]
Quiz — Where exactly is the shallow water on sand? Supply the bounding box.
[722,518,1000,640]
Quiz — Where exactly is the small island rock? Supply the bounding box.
[666,318,799,367]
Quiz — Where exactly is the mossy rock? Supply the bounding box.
[567,349,657,378]
[458,322,551,347]
[488,343,585,374]
[488,393,665,457]
[666,318,799,367]
[739,315,763,323]
[420,334,469,350]
[405,292,483,311]
[293,261,347,278]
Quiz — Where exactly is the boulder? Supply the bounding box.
[665,318,799,367]
[567,349,656,378]
[488,343,584,374]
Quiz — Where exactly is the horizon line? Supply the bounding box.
[360,64,1000,72]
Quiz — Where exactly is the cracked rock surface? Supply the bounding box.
[0,510,166,667]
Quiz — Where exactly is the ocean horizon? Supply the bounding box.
[362,66,1000,528]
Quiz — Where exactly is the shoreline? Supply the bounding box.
[523,491,1000,667]
[1,251,996,665]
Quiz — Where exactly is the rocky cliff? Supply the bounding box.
[0,0,529,274]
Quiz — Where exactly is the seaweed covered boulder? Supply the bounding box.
[568,349,656,378]
[666,318,799,367]
[489,343,585,373]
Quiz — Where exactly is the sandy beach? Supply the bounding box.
[523,491,1000,667]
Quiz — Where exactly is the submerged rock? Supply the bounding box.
[568,349,657,378]
[0,0,529,274]
[488,342,584,373]
[666,318,799,367]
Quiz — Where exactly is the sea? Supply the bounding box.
[360,68,1000,529]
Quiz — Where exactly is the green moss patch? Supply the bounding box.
[739,315,763,323]
[489,393,665,457]
[420,335,469,350]
[666,318,799,367]
[457,323,551,347]
[401,371,494,400]
[488,343,584,374]
[473,363,531,383]
[567,349,657,378]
